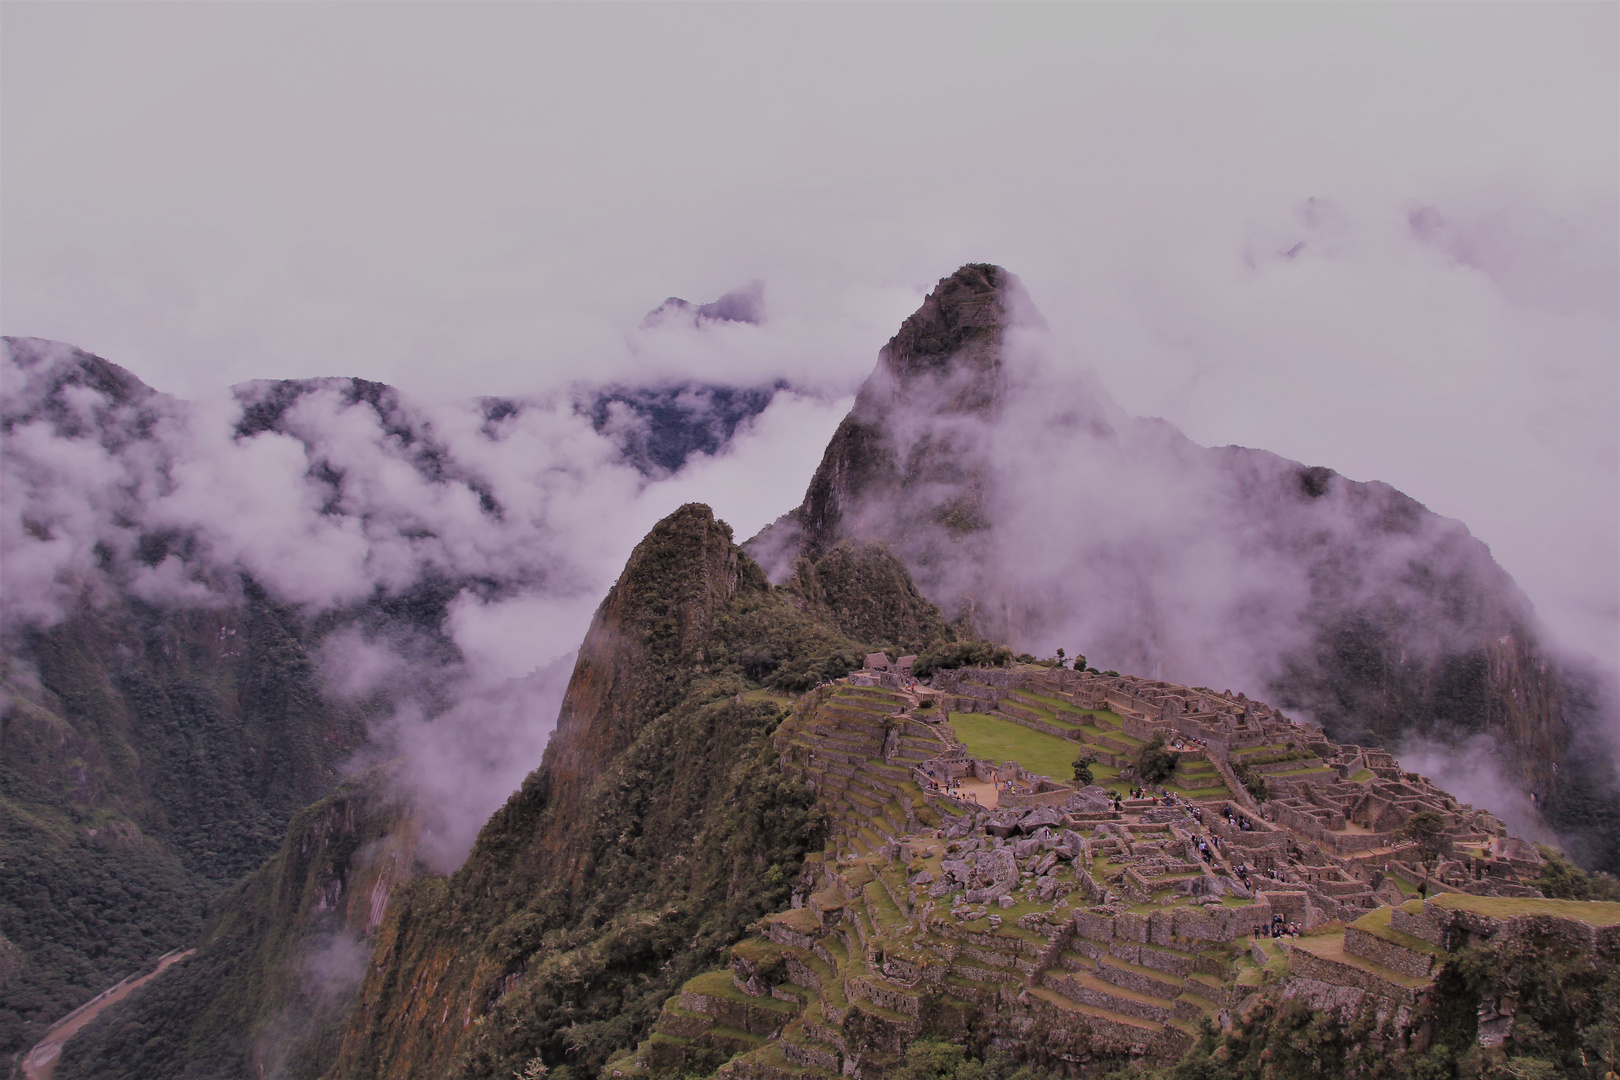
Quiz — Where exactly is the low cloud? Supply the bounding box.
[1398,734,1559,848]
[1,334,848,870]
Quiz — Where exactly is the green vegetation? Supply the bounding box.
[1229,758,1268,803]
[53,507,914,1080]
[948,713,1083,783]
[1397,810,1452,866]
[913,641,1014,680]
[57,772,412,1080]
[1136,734,1178,785]
[231,507,953,1080]
[0,585,375,1063]
[781,538,955,659]
[0,783,207,1060]
[1533,845,1620,902]
[749,538,975,691]
[1347,907,1444,957]
[892,1036,1069,1080]
[1424,892,1620,927]
[1102,917,1620,1080]
[1071,753,1097,787]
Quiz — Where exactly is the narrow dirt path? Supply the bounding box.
[20,949,195,1080]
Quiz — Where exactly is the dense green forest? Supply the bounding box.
[0,586,373,1064]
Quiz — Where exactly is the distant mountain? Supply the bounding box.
[747,264,1618,871]
[66,501,1610,1080]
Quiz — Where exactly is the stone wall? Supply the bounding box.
[1342,927,1436,978]
[1284,947,1419,1005]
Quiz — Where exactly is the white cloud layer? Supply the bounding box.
[2,4,1612,675]
[2,337,847,866]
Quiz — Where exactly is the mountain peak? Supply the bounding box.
[746,265,1035,570]
[880,263,1032,387]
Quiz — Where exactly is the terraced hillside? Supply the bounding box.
[604,662,1584,1079]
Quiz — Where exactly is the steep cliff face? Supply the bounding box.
[316,505,937,1080]
[753,265,1033,613]
[745,264,1616,870]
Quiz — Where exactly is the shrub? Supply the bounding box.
[1136,736,1178,786]
[911,641,1013,680]
[1533,845,1620,901]
[1397,810,1452,865]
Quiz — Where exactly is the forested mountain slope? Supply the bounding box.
[0,337,783,1073]
[51,505,955,1079]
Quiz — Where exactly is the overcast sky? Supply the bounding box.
[3,2,1616,669]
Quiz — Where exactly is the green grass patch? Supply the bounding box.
[1007,693,1087,729]
[683,969,798,1011]
[741,687,797,707]
[948,712,1088,782]
[1349,907,1444,955]
[1232,742,1295,759]
[1426,893,1620,926]
[1388,872,1421,897]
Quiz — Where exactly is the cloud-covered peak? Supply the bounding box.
[642,281,765,329]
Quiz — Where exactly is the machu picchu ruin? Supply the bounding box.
[607,662,1610,1080]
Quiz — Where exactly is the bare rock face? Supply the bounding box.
[1020,805,1066,833]
[963,847,1019,903]
[745,264,1616,871]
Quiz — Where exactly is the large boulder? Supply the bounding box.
[1067,787,1114,813]
[964,847,1019,903]
[1020,805,1065,833]
[986,809,1028,838]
